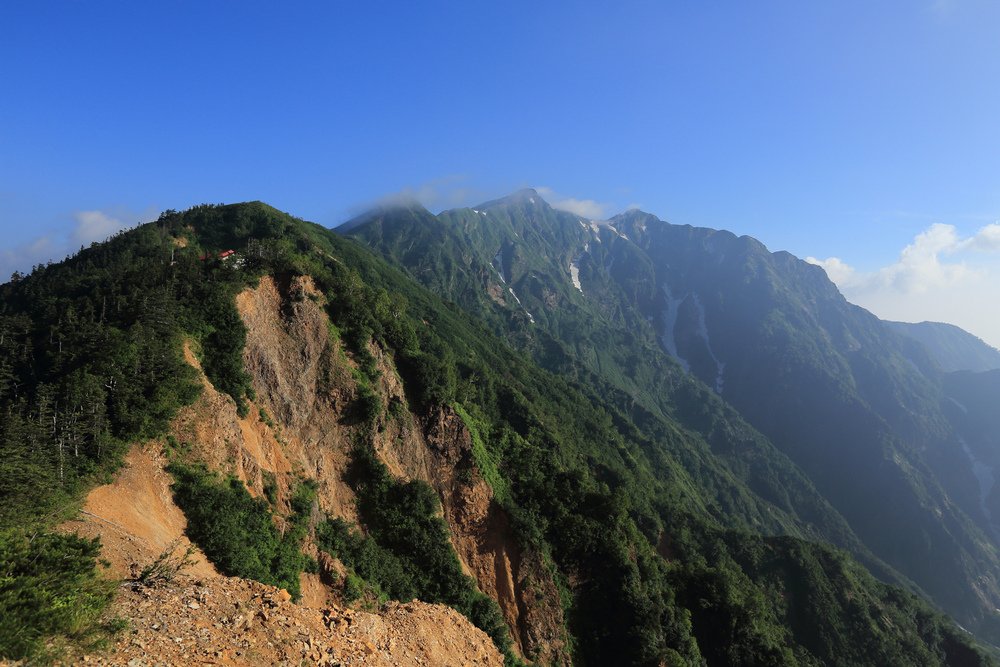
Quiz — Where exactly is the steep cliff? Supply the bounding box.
[51,272,512,665]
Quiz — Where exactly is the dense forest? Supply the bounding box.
[0,202,994,665]
[345,192,1000,642]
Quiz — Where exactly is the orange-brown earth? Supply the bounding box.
[58,273,568,665]
[78,576,502,667]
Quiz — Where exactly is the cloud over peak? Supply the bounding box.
[536,187,609,219]
[808,221,1000,348]
[72,210,129,246]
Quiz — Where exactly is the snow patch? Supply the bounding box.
[529,198,535,204]
[508,288,535,323]
[569,245,588,294]
[660,285,689,373]
[569,261,583,293]
[689,293,726,393]
[601,222,629,240]
[948,397,969,414]
[582,220,604,243]
[659,287,726,393]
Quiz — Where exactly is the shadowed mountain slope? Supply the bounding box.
[342,190,1000,645]
[886,320,1000,373]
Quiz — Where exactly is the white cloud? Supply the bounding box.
[1,208,146,282]
[811,221,1000,349]
[364,175,491,214]
[72,210,128,245]
[535,187,610,219]
[358,182,618,220]
[872,223,974,293]
[805,256,856,285]
[962,223,1000,252]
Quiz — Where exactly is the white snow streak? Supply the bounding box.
[660,285,689,372]
[570,261,583,293]
[508,288,535,324]
[660,287,726,392]
[689,293,726,393]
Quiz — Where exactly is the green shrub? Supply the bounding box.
[0,530,118,661]
[167,462,305,599]
[325,443,516,660]
[317,517,416,601]
[342,572,366,603]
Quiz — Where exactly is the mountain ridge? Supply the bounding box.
[886,320,1000,373]
[1,199,995,665]
[342,188,1000,645]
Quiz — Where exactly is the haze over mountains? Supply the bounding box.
[2,197,999,665]
[343,188,1000,644]
[885,321,1000,374]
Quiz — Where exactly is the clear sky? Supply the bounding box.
[3,1,1000,345]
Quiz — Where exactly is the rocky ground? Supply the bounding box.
[36,274,515,666]
[78,574,502,666]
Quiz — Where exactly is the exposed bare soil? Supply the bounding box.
[55,273,568,666]
[79,575,502,666]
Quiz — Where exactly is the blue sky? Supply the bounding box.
[3,1,1000,344]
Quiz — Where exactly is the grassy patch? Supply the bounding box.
[454,403,510,504]
[0,530,119,662]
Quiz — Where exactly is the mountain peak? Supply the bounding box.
[477,188,549,210]
[337,197,432,232]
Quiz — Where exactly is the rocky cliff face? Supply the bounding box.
[377,396,570,665]
[235,274,569,664]
[63,273,566,665]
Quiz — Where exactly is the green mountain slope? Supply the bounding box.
[611,209,1000,640]
[341,190,1000,645]
[342,192,870,555]
[0,202,993,665]
[886,321,1000,373]
[941,369,1000,537]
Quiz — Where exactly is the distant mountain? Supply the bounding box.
[342,189,1000,645]
[340,190,872,557]
[8,201,995,664]
[886,320,1000,373]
